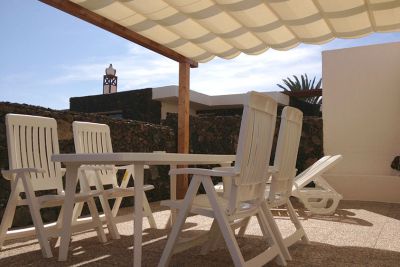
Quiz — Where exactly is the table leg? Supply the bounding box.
[221,163,232,199]
[169,164,177,226]
[58,163,79,261]
[134,164,144,267]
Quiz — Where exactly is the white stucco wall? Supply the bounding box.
[322,42,400,203]
[160,102,197,120]
[153,86,289,120]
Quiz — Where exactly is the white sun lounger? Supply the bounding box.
[292,155,343,215]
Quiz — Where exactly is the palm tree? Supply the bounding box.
[277,74,322,104]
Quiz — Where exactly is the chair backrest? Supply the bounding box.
[294,155,343,189]
[72,121,116,185]
[268,106,303,202]
[293,155,331,188]
[5,114,63,193]
[229,91,277,212]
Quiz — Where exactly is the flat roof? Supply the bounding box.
[152,86,289,109]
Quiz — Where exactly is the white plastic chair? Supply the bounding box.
[0,114,106,258]
[159,91,288,267]
[72,121,157,232]
[261,106,309,257]
[292,155,343,215]
[219,106,309,260]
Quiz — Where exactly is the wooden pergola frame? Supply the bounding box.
[282,89,322,98]
[40,0,198,199]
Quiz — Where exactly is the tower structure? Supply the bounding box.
[103,64,117,94]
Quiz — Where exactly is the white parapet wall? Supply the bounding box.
[152,86,289,120]
[322,42,400,203]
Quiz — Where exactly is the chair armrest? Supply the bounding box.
[115,165,131,170]
[1,168,46,180]
[212,166,234,172]
[169,168,239,177]
[115,164,149,170]
[79,165,115,172]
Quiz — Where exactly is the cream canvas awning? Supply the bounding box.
[69,0,400,63]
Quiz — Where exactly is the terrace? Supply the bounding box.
[1,1,399,266]
[1,200,399,266]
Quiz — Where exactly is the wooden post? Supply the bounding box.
[177,62,190,199]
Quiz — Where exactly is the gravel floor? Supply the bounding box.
[1,199,399,266]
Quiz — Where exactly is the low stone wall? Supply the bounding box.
[163,113,323,172]
[70,88,162,124]
[163,114,241,155]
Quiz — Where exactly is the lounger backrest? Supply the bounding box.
[268,106,303,201]
[5,114,63,193]
[294,155,343,189]
[230,91,277,208]
[72,121,116,186]
[294,156,331,188]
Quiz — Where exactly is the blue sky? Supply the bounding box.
[1,1,400,110]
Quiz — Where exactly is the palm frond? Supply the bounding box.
[277,73,323,104]
[277,84,288,91]
[315,78,322,89]
[310,76,316,89]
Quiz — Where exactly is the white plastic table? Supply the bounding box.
[52,152,235,266]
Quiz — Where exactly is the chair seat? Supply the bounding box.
[162,193,258,218]
[104,185,155,198]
